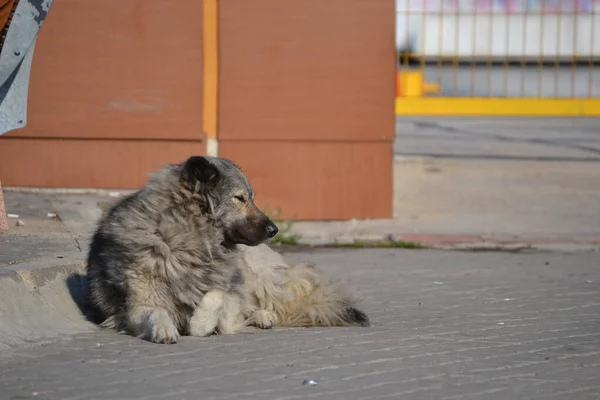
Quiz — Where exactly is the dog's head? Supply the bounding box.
[180,156,278,246]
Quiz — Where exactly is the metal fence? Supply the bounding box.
[396,0,600,98]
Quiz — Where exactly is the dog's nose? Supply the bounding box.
[266,223,278,238]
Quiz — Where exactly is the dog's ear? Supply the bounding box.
[182,156,220,190]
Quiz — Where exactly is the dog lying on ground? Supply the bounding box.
[86,156,369,343]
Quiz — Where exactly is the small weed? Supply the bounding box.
[382,240,425,249]
[270,235,299,245]
[330,240,425,249]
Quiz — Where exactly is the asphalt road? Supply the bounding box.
[394,117,600,161]
[419,66,600,98]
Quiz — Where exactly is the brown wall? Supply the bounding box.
[0,0,395,220]
[218,0,396,219]
[0,0,205,188]
[221,141,393,220]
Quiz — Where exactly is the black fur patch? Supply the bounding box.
[183,156,220,188]
[345,307,371,327]
[86,230,133,322]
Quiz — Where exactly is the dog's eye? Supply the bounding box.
[234,195,246,203]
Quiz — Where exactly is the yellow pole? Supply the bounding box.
[203,0,219,156]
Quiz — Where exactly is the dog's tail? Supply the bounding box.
[263,263,370,328]
[343,306,370,327]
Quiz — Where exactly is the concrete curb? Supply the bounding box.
[392,233,600,252]
[0,256,96,351]
[293,233,600,252]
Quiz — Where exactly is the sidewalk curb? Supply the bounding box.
[0,257,95,351]
[392,234,600,252]
[293,233,600,252]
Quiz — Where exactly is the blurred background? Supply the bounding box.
[396,0,600,98]
[0,0,598,233]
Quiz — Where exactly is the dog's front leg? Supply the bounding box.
[189,290,225,337]
[253,309,277,329]
[128,306,180,344]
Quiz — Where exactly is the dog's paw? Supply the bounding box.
[254,310,276,329]
[189,310,218,337]
[144,313,179,344]
[150,321,179,344]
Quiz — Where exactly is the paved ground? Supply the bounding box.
[0,192,99,267]
[390,118,600,239]
[1,249,599,400]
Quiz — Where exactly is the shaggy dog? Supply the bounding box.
[86,156,369,344]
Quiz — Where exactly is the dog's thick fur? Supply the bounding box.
[239,244,368,329]
[86,156,369,344]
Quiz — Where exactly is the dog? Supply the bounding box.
[86,156,369,344]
